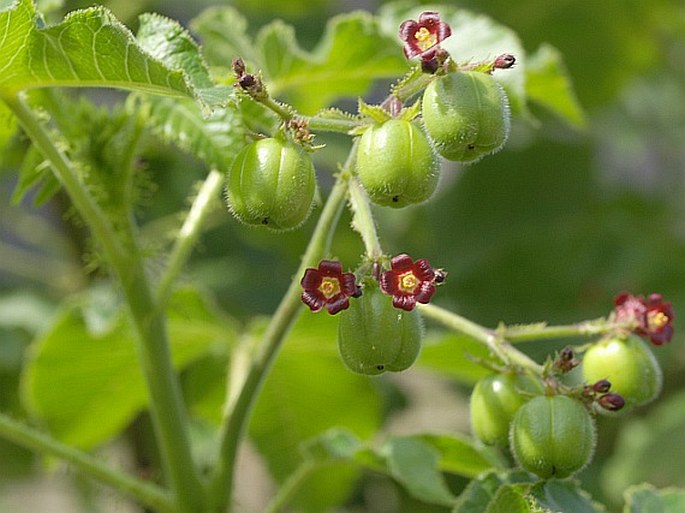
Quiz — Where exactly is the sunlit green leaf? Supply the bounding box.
[525,44,586,128]
[485,484,533,513]
[418,332,492,384]
[419,433,506,478]
[0,0,226,109]
[529,479,605,513]
[453,470,533,513]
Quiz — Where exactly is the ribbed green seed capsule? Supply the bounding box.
[422,71,510,163]
[356,119,440,208]
[510,395,595,479]
[225,138,316,231]
[337,285,422,375]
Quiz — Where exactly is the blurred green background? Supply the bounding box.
[1,0,684,511]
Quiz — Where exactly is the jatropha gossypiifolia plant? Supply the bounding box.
[1,2,681,513]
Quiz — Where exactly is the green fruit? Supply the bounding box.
[510,395,595,479]
[422,71,510,163]
[356,119,440,208]
[582,334,662,411]
[470,372,543,446]
[337,285,422,375]
[225,138,316,230]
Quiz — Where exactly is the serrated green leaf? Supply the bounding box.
[256,12,406,114]
[419,433,506,478]
[529,479,605,513]
[0,0,226,109]
[134,94,246,172]
[486,484,533,513]
[526,44,586,128]
[249,310,383,512]
[21,286,236,449]
[623,484,685,513]
[453,470,534,513]
[383,436,457,506]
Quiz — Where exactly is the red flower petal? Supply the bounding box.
[379,270,399,295]
[301,290,325,312]
[300,268,323,289]
[392,294,417,311]
[415,282,436,304]
[318,260,343,276]
[412,258,435,281]
[326,294,350,315]
[390,253,414,272]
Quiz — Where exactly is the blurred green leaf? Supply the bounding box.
[623,484,685,513]
[453,470,533,513]
[383,436,457,506]
[249,310,383,512]
[419,433,506,478]
[21,286,236,449]
[418,332,491,384]
[525,44,586,128]
[529,479,606,513]
[256,12,406,114]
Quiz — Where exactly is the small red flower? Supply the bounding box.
[380,254,439,311]
[399,11,452,62]
[301,260,361,315]
[613,292,674,345]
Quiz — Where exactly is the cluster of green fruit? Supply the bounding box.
[223,70,509,229]
[470,335,662,479]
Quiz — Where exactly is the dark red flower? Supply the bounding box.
[399,11,452,62]
[380,254,439,311]
[301,260,361,315]
[613,292,674,345]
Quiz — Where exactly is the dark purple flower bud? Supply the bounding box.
[494,53,516,69]
[597,393,626,411]
[592,379,612,394]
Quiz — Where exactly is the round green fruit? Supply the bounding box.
[510,395,595,479]
[337,285,422,375]
[356,119,440,208]
[225,138,316,230]
[470,372,543,446]
[582,334,662,411]
[421,71,510,163]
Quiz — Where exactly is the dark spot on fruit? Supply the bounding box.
[262,217,270,225]
[467,144,476,150]
[392,195,399,202]
[376,364,385,371]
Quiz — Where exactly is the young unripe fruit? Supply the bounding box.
[356,119,440,208]
[225,138,316,230]
[470,372,543,446]
[421,71,510,163]
[337,284,422,375]
[582,334,662,411]
[510,395,595,479]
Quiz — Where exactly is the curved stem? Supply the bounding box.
[208,171,351,513]
[0,413,174,513]
[501,318,609,343]
[156,168,224,307]
[5,92,205,513]
[418,303,544,374]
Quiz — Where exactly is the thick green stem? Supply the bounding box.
[0,413,174,513]
[263,460,319,513]
[501,319,609,343]
[157,168,224,307]
[5,93,205,513]
[208,172,350,513]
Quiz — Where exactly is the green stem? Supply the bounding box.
[208,171,350,513]
[157,168,224,307]
[5,93,205,513]
[0,413,174,513]
[347,172,383,260]
[501,319,609,343]
[418,303,544,374]
[263,460,320,513]
[307,115,361,133]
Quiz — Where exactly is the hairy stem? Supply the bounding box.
[157,168,224,307]
[347,164,383,260]
[0,414,174,513]
[208,171,351,513]
[6,93,205,513]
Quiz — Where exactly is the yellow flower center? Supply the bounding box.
[319,277,341,299]
[398,271,419,293]
[414,27,437,51]
[648,310,670,329]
